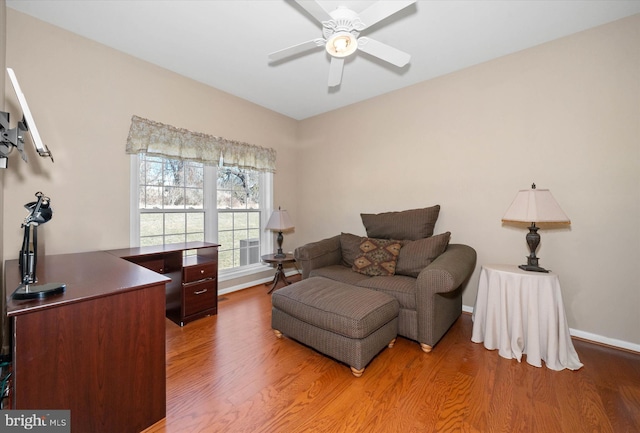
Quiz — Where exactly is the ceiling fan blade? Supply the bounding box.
[328,57,344,87]
[293,0,332,24]
[357,37,410,67]
[358,0,416,29]
[268,39,325,63]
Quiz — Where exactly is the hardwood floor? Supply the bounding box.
[143,278,640,433]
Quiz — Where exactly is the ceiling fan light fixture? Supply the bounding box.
[326,32,358,58]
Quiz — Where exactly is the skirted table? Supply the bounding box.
[471,264,582,371]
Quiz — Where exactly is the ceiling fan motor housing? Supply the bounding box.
[323,6,363,58]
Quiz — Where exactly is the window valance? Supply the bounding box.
[125,115,276,173]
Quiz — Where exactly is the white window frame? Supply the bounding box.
[130,155,274,281]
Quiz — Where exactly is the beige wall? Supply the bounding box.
[3,7,639,348]
[296,15,640,347]
[3,10,299,292]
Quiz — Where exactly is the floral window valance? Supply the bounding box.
[125,115,276,173]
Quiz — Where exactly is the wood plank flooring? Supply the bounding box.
[143,278,640,432]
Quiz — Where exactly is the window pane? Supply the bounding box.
[233,212,247,230]
[141,235,163,247]
[187,213,204,233]
[165,234,184,244]
[186,233,204,243]
[142,186,163,209]
[248,212,260,228]
[235,230,249,249]
[165,213,185,235]
[218,213,233,231]
[185,188,203,208]
[141,213,163,237]
[164,187,185,208]
[184,163,203,188]
[218,230,234,249]
[218,250,234,270]
[144,160,163,186]
[217,191,231,209]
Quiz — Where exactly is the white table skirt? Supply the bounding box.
[471,264,582,371]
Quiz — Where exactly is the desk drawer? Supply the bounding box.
[183,262,217,283]
[134,258,166,273]
[183,280,216,317]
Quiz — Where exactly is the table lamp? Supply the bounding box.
[266,207,294,258]
[502,183,570,272]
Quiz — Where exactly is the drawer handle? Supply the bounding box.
[200,270,205,274]
[194,288,208,295]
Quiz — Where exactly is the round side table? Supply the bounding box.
[262,253,297,293]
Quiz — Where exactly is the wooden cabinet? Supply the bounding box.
[5,251,169,433]
[107,242,219,326]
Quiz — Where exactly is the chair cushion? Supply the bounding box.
[272,277,399,339]
[361,205,440,240]
[352,238,402,276]
[395,232,451,277]
[310,264,371,285]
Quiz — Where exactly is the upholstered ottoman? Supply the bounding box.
[271,277,399,377]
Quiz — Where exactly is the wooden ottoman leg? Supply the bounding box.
[388,338,397,348]
[273,329,283,339]
[420,343,433,353]
[350,366,365,378]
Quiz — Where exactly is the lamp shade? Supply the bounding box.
[266,208,294,231]
[502,185,570,224]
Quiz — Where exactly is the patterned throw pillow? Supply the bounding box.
[352,238,402,276]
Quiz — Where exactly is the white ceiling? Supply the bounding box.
[7,0,640,120]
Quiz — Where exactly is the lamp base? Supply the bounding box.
[519,256,549,273]
[520,223,550,272]
[518,264,550,273]
[12,282,66,300]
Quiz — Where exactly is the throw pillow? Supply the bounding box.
[360,205,441,241]
[395,232,451,277]
[340,232,364,267]
[352,238,402,277]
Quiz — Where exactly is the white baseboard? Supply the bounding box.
[568,328,640,353]
[462,305,640,354]
[218,270,300,296]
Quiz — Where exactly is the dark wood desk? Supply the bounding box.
[5,251,169,433]
[107,242,220,326]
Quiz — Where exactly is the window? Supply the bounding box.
[138,154,205,246]
[217,167,262,270]
[131,154,273,274]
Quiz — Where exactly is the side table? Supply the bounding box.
[471,264,583,371]
[262,253,297,294]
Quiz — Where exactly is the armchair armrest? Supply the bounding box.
[415,243,477,348]
[294,235,342,279]
[416,244,477,295]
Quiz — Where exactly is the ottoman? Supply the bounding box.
[271,277,399,377]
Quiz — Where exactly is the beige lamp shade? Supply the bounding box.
[266,208,294,231]
[502,186,570,224]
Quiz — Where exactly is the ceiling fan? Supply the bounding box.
[268,0,416,87]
